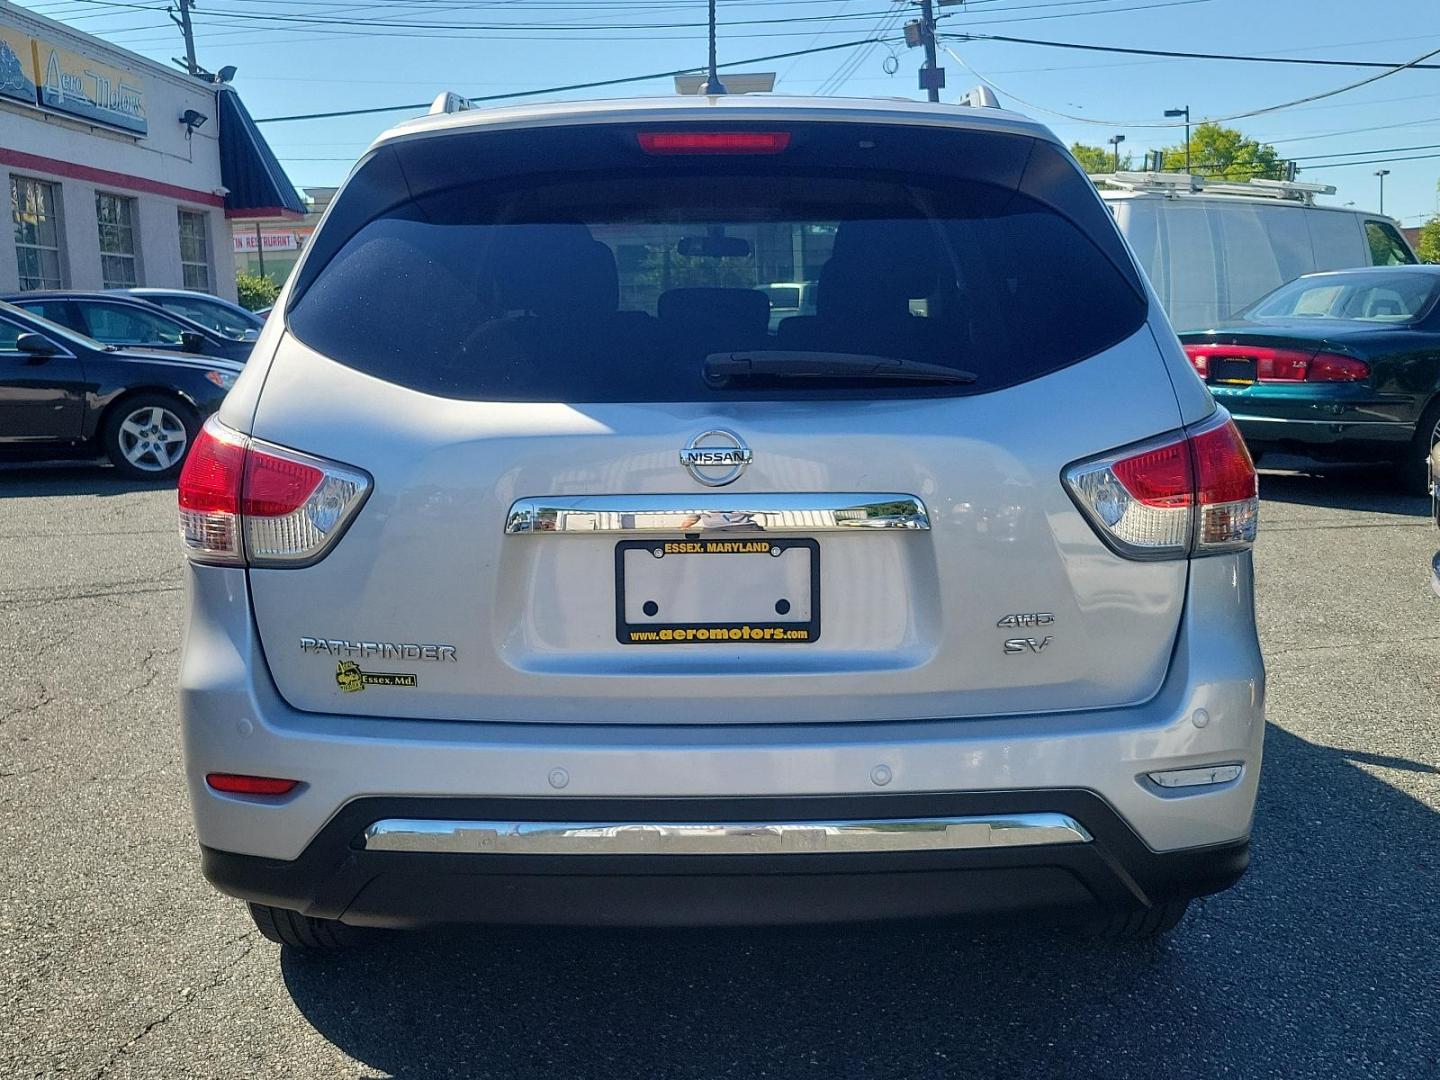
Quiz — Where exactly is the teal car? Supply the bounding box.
[1179,266,1440,493]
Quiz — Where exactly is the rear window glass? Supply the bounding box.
[1245,271,1440,323]
[288,125,1145,401]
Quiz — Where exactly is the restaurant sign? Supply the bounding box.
[233,231,299,253]
[0,17,148,134]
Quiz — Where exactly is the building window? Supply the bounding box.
[178,209,211,292]
[10,176,65,290]
[97,193,140,288]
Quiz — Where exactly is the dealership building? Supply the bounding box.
[1,3,302,301]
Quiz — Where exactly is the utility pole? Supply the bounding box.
[918,0,942,103]
[1164,106,1190,173]
[170,0,199,76]
[1109,134,1126,171]
[1375,169,1391,214]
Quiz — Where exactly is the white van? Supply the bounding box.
[1099,173,1418,332]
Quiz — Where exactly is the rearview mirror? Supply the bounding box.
[179,330,206,352]
[677,234,752,258]
[15,332,60,357]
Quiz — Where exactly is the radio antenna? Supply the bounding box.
[702,0,727,94]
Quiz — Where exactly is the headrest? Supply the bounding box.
[657,288,771,333]
[492,226,618,316]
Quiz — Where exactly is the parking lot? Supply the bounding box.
[1,461,1436,1080]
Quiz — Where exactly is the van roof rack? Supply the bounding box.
[1092,171,1337,204]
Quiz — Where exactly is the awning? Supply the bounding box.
[217,85,305,220]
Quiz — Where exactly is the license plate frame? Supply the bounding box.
[615,537,821,645]
[1208,357,1256,386]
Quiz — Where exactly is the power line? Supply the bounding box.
[951,31,1440,71]
[254,36,896,122]
[942,39,1440,129]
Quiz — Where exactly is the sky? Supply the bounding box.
[13,0,1440,226]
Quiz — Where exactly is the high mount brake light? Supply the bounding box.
[178,417,370,567]
[1182,343,1369,383]
[1063,414,1258,559]
[637,131,791,155]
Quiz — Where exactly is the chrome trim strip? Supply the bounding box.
[504,494,930,535]
[361,813,1091,855]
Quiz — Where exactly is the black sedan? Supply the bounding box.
[1,290,253,363]
[1179,266,1440,493]
[0,300,240,479]
[125,288,265,343]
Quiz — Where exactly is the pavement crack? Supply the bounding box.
[1265,634,1440,659]
[0,684,54,725]
[88,930,258,1080]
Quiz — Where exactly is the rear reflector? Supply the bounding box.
[205,773,299,796]
[1182,343,1369,383]
[1063,412,1258,559]
[1147,764,1243,789]
[637,131,791,155]
[178,417,370,567]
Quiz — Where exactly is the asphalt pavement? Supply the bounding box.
[1,461,1437,1080]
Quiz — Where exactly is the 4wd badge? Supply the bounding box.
[336,660,418,692]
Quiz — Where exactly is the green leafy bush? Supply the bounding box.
[236,271,280,311]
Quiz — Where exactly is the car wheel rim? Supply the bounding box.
[118,406,188,472]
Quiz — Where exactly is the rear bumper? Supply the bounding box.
[181,552,1264,926]
[202,792,1249,928]
[1232,414,1413,456]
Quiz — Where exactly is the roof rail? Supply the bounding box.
[429,92,473,115]
[1091,171,1338,204]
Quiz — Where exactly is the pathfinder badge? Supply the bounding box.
[336,660,418,692]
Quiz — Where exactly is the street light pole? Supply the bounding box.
[1164,106,1190,173]
[1375,169,1391,214]
[1108,134,1126,171]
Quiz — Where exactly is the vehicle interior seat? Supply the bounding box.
[657,287,772,361]
[457,226,666,392]
[775,218,948,360]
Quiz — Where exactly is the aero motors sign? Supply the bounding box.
[38,41,147,134]
[0,14,148,134]
[0,26,37,107]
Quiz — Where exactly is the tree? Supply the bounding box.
[1070,141,1130,174]
[1416,217,1440,264]
[1163,123,1282,180]
[236,271,280,311]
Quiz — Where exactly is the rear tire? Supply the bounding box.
[1395,399,1440,497]
[101,393,197,480]
[1087,899,1190,942]
[247,902,356,951]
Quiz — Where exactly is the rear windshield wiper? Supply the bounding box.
[704,351,977,387]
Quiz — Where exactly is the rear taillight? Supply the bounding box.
[1182,343,1369,383]
[178,417,370,567]
[1063,413,1258,559]
[637,131,791,155]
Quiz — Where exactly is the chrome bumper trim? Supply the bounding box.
[360,813,1091,855]
[504,494,930,535]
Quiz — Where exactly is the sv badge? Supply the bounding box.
[1004,636,1052,655]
